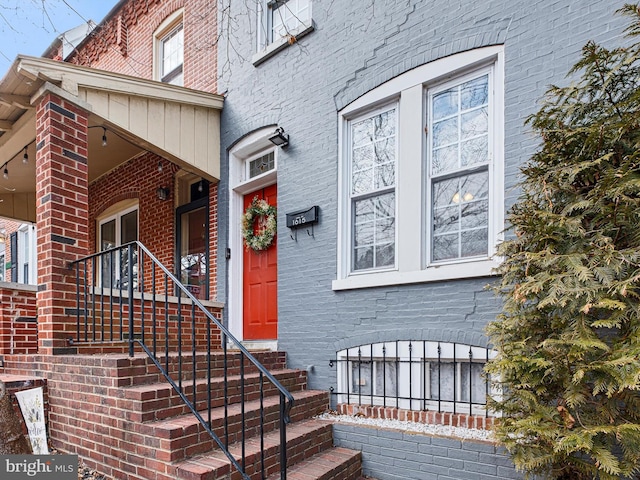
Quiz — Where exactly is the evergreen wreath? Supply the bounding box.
[242,196,277,251]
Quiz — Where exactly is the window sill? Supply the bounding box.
[252,23,315,67]
[332,258,501,291]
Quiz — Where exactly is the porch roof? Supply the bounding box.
[0,56,224,222]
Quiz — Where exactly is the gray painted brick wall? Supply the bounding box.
[218,1,630,478]
[218,0,629,387]
[333,423,523,480]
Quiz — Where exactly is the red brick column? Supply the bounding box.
[35,93,89,355]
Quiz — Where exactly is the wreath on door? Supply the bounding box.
[242,196,277,251]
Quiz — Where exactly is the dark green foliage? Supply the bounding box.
[486,5,640,479]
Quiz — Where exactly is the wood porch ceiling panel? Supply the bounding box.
[81,87,221,181]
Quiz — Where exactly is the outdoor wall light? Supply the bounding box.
[268,127,289,147]
[156,186,170,201]
[102,127,108,147]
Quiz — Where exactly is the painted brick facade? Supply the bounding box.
[333,423,523,480]
[217,1,631,479]
[218,0,630,393]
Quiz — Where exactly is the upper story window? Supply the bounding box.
[334,46,504,290]
[154,10,184,86]
[255,0,313,65]
[269,0,311,43]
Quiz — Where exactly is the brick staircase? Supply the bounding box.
[4,350,361,480]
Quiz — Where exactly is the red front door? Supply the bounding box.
[243,184,277,340]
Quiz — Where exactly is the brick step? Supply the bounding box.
[175,419,340,480]
[46,351,287,388]
[122,369,308,422]
[267,447,362,480]
[137,389,329,464]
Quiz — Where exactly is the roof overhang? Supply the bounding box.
[0,55,223,222]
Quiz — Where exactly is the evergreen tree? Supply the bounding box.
[486,5,640,479]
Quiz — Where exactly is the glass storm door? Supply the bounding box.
[178,200,208,300]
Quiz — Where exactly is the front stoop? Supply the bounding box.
[2,351,362,480]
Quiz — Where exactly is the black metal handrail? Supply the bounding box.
[330,340,494,418]
[70,241,294,480]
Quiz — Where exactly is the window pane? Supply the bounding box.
[351,361,372,396]
[461,229,488,258]
[432,144,458,175]
[461,107,488,140]
[121,210,138,244]
[354,221,373,247]
[162,26,183,76]
[433,234,458,261]
[354,247,374,270]
[433,206,459,234]
[433,89,458,121]
[460,363,487,403]
[461,136,488,167]
[375,361,397,396]
[249,152,275,178]
[352,167,373,195]
[430,362,455,401]
[461,75,488,110]
[432,117,458,149]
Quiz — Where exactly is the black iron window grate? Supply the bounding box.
[330,340,496,417]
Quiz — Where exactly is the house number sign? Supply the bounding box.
[286,206,319,229]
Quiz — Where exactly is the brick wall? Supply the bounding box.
[0,285,38,356]
[88,152,219,300]
[35,92,90,355]
[0,219,24,282]
[62,0,217,93]
[333,423,524,480]
[89,152,179,272]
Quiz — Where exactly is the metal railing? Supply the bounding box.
[70,241,294,479]
[330,341,494,417]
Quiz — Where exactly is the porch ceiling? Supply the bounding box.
[0,56,223,223]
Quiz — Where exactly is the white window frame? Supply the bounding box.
[17,224,36,285]
[97,202,139,289]
[254,0,314,65]
[334,46,504,290]
[153,10,184,86]
[348,104,398,273]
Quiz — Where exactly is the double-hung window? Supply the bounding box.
[160,25,184,85]
[349,106,397,271]
[154,10,184,86]
[429,72,491,262]
[335,46,504,290]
